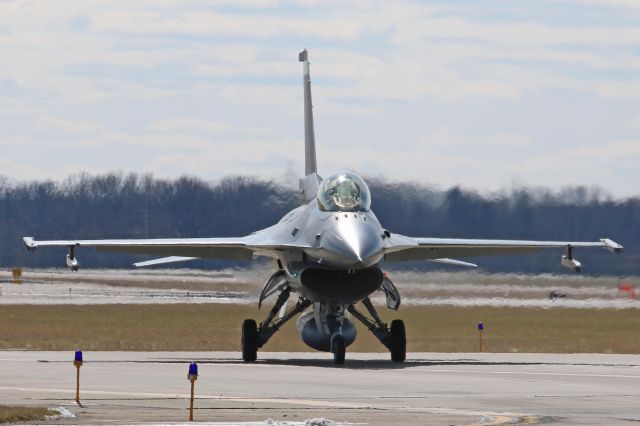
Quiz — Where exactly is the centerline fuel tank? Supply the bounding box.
[295,311,357,352]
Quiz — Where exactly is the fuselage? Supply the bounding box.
[251,176,387,305]
[297,204,385,269]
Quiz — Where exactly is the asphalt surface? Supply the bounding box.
[1,351,640,425]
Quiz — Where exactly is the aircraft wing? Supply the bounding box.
[384,235,623,270]
[22,234,310,263]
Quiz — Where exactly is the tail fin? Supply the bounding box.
[298,49,321,204]
[299,49,317,176]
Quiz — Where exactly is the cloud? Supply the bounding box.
[0,1,638,196]
[149,117,235,134]
[87,9,366,41]
[594,82,640,99]
[36,115,107,134]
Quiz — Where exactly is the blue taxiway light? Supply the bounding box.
[189,362,198,376]
[477,322,484,331]
[74,350,83,362]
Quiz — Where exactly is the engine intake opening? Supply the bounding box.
[300,267,383,303]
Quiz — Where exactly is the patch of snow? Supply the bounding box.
[305,418,340,426]
[44,406,76,419]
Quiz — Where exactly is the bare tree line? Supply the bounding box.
[0,173,636,274]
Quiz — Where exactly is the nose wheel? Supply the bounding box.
[331,334,346,365]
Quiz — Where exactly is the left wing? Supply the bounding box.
[23,237,255,260]
[23,232,311,267]
[384,235,623,272]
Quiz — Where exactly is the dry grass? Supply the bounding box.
[0,406,55,423]
[0,304,639,353]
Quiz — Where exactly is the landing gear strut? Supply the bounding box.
[348,297,406,362]
[242,286,311,362]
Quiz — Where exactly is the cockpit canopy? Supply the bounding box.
[317,172,371,212]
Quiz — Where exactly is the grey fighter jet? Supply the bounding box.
[22,50,623,364]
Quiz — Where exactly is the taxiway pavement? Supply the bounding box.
[1,351,639,425]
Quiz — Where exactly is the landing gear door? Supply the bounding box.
[381,275,401,311]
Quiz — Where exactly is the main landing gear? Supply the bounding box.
[241,319,258,362]
[348,298,406,362]
[241,286,311,362]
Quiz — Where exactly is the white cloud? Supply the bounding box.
[36,115,107,134]
[594,82,640,99]
[149,117,235,134]
[392,16,640,49]
[88,10,366,41]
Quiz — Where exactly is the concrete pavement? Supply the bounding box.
[1,351,639,425]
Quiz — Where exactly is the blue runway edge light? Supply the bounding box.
[74,350,83,362]
[189,362,198,376]
[477,322,484,331]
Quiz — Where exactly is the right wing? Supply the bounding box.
[384,236,623,261]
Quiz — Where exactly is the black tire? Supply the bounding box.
[241,319,258,362]
[390,319,406,363]
[332,334,345,365]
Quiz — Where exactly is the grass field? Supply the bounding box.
[0,406,55,423]
[1,304,639,353]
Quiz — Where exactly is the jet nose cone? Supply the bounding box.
[323,215,384,267]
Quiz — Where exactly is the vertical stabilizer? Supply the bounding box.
[298,49,321,205]
[299,49,317,176]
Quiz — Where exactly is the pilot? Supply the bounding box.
[331,177,360,209]
[318,173,371,212]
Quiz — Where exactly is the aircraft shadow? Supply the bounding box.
[143,357,616,370]
[41,357,635,369]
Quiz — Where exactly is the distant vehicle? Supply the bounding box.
[22,50,623,364]
[618,283,637,299]
[549,291,567,300]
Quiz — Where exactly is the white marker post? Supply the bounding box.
[187,362,198,421]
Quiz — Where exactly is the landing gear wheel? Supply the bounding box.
[332,335,346,365]
[241,319,258,362]
[390,319,406,363]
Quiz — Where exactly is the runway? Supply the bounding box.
[1,352,640,425]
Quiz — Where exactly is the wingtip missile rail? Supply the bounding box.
[601,238,623,254]
[22,237,36,252]
[560,239,623,273]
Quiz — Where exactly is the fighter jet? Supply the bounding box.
[22,50,623,364]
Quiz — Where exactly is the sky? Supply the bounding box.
[0,0,639,197]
